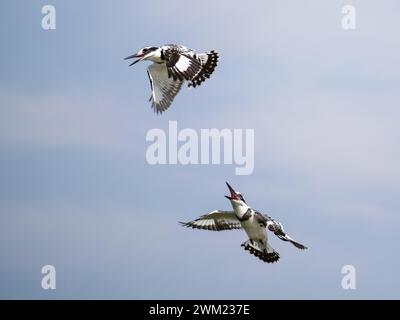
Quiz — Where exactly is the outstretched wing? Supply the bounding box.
[164,47,202,82]
[147,63,184,114]
[267,220,308,250]
[180,210,242,231]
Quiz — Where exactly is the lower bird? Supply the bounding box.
[180,182,308,263]
[125,44,218,114]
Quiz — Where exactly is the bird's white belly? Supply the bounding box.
[241,217,266,241]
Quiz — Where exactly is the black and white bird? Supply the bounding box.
[125,44,219,114]
[180,182,308,263]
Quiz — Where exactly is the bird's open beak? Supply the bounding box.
[225,182,240,200]
[124,53,144,66]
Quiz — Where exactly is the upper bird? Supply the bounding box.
[180,182,308,263]
[125,44,219,114]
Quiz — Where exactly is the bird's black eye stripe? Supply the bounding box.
[143,47,157,54]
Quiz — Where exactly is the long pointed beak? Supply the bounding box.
[225,182,240,200]
[124,53,143,66]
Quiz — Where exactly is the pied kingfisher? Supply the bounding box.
[180,182,308,263]
[125,44,219,114]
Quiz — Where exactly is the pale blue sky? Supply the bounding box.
[1,0,400,299]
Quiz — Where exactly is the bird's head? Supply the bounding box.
[225,182,248,213]
[124,46,159,66]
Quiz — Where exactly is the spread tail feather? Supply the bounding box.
[188,50,219,88]
[241,240,280,263]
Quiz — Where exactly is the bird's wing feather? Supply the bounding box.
[267,220,308,250]
[180,210,242,231]
[253,211,268,227]
[164,48,202,81]
[147,63,184,114]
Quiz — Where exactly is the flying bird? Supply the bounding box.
[125,44,219,114]
[180,182,308,263]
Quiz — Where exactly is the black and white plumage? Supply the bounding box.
[266,218,308,250]
[125,44,219,114]
[180,210,242,231]
[180,183,308,263]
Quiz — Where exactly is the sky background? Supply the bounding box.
[1,0,400,299]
